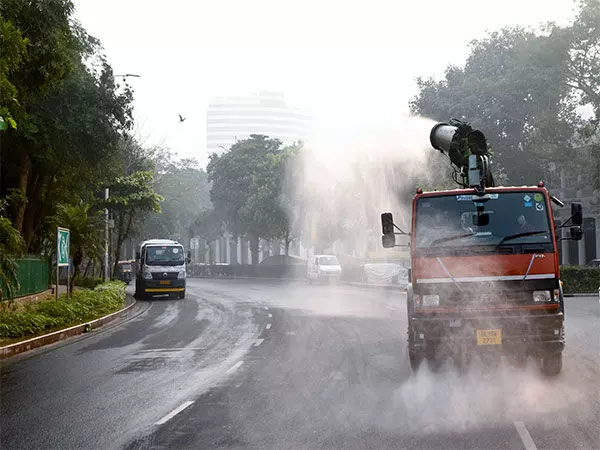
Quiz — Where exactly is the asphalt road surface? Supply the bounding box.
[1,279,599,449]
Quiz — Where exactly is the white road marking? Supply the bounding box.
[226,361,244,374]
[254,339,264,347]
[386,306,402,311]
[264,306,269,310]
[265,323,272,330]
[268,313,273,318]
[514,421,537,450]
[155,401,194,425]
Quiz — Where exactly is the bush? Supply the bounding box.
[561,266,600,294]
[74,277,103,289]
[0,281,125,340]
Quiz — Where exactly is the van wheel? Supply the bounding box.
[541,352,562,377]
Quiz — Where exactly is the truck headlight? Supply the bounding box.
[533,290,551,302]
[422,294,440,306]
[143,270,152,280]
[177,270,186,279]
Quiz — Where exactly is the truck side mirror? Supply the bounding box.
[135,251,140,260]
[382,234,396,248]
[570,226,583,241]
[381,212,394,235]
[381,212,396,248]
[571,203,582,226]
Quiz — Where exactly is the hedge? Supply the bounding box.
[561,266,600,294]
[0,281,125,341]
[74,277,103,289]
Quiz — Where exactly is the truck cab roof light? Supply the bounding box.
[416,188,423,194]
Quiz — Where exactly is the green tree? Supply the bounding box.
[49,203,103,291]
[106,171,163,277]
[189,209,223,264]
[207,135,292,264]
[140,151,211,244]
[0,201,25,300]
[0,0,134,252]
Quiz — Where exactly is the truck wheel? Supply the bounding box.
[179,291,186,300]
[409,348,424,372]
[541,352,562,377]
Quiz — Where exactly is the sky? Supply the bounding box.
[73,0,577,167]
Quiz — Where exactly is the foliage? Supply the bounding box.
[0,0,134,253]
[49,203,103,290]
[139,151,211,244]
[560,266,600,294]
[0,199,25,300]
[0,281,125,340]
[207,135,301,262]
[107,171,163,277]
[189,209,223,264]
[409,0,599,194]
[74,277,103,289]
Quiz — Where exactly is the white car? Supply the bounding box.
[307,255,342,284]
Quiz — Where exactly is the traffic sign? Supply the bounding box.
[57,227,70,267]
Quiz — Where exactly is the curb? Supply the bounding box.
[0,294,136,360]
[564,293,599,297]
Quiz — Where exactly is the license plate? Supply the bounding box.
[476,329,502,345]
[159,280,171,285]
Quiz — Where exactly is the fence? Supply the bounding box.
[7,256,49,299]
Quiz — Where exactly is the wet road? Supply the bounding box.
[1,279,599,449]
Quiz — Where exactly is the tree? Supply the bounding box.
[140,151,211,245]
[0,0,134,253]
[49,203,103,291]
[207,135,289,264]
[0,201,24,300]
[189,209,223,264]
[106,171,163,277]
[410,27,574,185]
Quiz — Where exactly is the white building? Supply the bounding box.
[206,91,311,155]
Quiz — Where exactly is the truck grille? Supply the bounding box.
[151,272,178,280]
[443,291,530,306]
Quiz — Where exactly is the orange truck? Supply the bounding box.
[381,120,583,376]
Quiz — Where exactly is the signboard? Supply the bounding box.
[57,227,70,267]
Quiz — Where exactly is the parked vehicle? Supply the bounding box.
[306,254,342,284]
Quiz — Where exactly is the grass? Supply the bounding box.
[0,281,126,345]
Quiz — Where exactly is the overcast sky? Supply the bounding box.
[73,0,576,167]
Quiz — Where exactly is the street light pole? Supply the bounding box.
[104,188,109,281]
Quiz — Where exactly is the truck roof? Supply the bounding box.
[140,239,182,247]
[416,185,547,198]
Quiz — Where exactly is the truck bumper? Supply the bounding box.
[140,279,186,294]
[410,313,564,355]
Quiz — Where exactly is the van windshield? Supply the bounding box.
[145,246,185,266]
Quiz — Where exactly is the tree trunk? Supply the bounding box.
[15,151,30,233]
[285,236,291,256]
[112,213,134,278]
[23,171,41,251]
[70,251,83,292]
[249,235,259,265]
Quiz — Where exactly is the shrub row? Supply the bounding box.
[74,277,103,289]
[0,281,125,340]
[187,264,368,282]
[561,266,600,294]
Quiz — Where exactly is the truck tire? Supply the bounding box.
[408,326,424,372]
[179,290,186,300]
[541,352,562,377]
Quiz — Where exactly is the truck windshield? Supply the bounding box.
[415,191,553,249]
[145,246,185,266]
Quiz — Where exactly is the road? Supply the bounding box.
[1,279,599,449]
